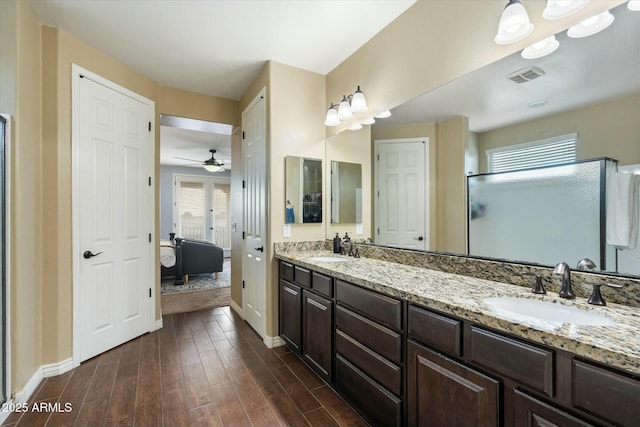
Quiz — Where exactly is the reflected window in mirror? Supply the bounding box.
[285,156,322,224]
[331,161,362,224]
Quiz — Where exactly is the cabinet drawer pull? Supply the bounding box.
[307,297,328,311]
[284,286,299,296]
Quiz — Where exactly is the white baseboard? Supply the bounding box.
[42,358,75,378]
[152,318,163,331]
[230,299,244,318]
[263,335,285,348]
[14,357,76,405]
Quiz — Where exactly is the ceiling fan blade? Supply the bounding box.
[174,156,203,163]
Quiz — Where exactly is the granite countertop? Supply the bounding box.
[275,249,640,375]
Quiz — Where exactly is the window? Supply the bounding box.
[487,133,577,173]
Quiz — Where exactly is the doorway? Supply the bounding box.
[174,174,231,256]
[374,138,430,250]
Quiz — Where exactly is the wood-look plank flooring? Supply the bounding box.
[2,306,369,427]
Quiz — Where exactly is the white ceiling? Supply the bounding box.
[385,3,640,132]
[29,0,415,100]
[29,0,415,170]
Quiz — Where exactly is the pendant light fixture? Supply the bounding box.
[375,110,391,119]
[543,0,590,20]
[521,35,560,59]
[494,0,534,45]
[324,86,369,127]
[567,10,614,38]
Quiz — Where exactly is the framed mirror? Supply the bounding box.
[285,156,323,224]
[331,161,362,224]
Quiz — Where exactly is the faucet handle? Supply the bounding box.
[587,283,623,306]
[524,272,546,294]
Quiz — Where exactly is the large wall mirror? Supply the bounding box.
[285,156,323,224]
[331,161,362,224]
[369,2,640,277]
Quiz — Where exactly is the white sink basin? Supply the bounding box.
[306,256,350,262]
[483,297,615,326]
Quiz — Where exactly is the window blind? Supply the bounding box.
[487,134,577,173]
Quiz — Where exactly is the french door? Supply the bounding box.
[174,175,231,254]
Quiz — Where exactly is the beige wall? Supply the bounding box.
[2,0,44,397]
[159,86,240,126]
[477,93,640,172]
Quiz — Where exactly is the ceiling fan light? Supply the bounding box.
[567,10,614,38]
[494,0,534,45]
[375,110,391,119]
[628,0,640,11]
[521,35,560,59]
[324,104,340,126]
[543,0,590,20]
[350,86,368,113]
[203,164,222,172]
[337,95,353,120]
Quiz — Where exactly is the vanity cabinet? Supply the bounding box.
[335,279,404,427]
[513,389,593,427]
[279,261,335,383]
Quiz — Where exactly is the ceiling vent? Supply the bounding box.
[507,66,546,84]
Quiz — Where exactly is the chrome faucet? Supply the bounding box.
[553,262,576,299]
[576,258,597,271]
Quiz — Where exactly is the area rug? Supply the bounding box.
[161,259,231,314]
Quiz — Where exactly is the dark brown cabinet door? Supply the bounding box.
[513,389,594,427]
[407,340,499,427]
[280,280,302,354]
[303,290,333,384]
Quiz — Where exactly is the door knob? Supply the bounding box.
[83,250,103,259]
[415,236,424,241]
[255,246,264,252]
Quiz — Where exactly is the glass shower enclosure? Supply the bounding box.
[467,158,617,271]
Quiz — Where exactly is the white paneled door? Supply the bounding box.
[375,138,429,250]
[74,67,155,362]
[242,90,267,339]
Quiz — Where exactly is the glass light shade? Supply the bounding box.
[350,86,368,113]
[494,0,534,44]
[521,35,560,59]
[629,0,640,11]
[567,11,614,38]
[348,123,363,131]
[362,117,376,125]
[337,95,353,120]
[203,164,223,172]
[324,104,340,126]
[375,110,391,118]
[543,0,589,20]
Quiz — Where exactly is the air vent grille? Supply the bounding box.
[507,66,546,84]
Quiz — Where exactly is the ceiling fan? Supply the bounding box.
[174,149,226,172]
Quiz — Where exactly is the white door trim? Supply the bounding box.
[374,137,430,249]
[71,64,156,366]
[1,114,12,406]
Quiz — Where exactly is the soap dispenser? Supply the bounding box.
[333,233,341,253]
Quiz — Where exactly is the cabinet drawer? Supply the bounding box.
[572,359,640,426]
[294,265,311,288]
[336,354,402,427]
[336,305,402,364]
[336,329,402,396]
[514,389,592,427]
[336,279,402,331]
[468,326,554,397]
[408,305,462,357]
[312,271,333,298]
[280,261,294,282]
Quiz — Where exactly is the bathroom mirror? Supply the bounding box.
[365,2,640,276]
[331,161,362,224]
[285,156,323,224]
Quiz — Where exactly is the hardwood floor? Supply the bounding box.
[2,307,369,427]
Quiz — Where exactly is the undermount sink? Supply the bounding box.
[306,256,350,262]
[483,297,616,326]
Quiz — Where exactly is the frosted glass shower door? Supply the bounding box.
[468,159,609,269]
